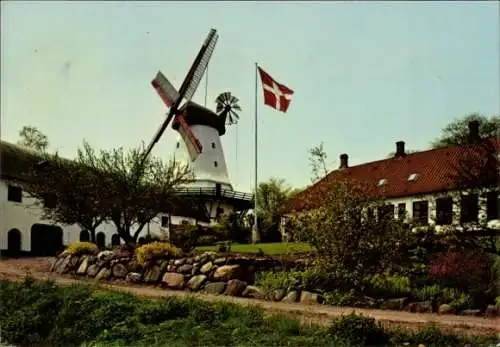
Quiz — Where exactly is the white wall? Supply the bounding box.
[0,179,169,252]
[173,125,233,191]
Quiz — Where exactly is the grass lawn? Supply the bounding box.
[195,242,313,255]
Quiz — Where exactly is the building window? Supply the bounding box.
[366,207,375,221]
[397,203,406,220]
[214,161,218,167]
[486,191,499,221]
[435,197,453,225]
[412,200,429,225]
[378,204,395,220]
[44,193,57,208]
[161,216,169,227]
[460,194,478,223]
[7,185,22,203]
[211,142,215,149]
[176,142,180,148]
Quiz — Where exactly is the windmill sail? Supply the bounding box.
[175,114,203,161]
[151,71,180,108]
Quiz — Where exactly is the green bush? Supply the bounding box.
[255,270,301,294]
[329,312,389,346]
[66,241,99,256]
[196,235,218,246]
[323,289,366,307]
[369,273,412,298]
[496,296,500,306]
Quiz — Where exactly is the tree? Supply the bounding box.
[17,126,49,152]
[287,179,413,289]
[76,141,194,248]
[431,113,499,149]
[255,178,297,242]
[309,142,330,183]
[20,153,107,243]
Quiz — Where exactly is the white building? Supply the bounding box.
[281,120,499,235]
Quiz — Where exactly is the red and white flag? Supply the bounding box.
[257,66,294,113]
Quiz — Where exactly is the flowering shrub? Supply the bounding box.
[135,242,181,265]
[66,242,98,256]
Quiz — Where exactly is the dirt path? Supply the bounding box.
[0,257,499,337]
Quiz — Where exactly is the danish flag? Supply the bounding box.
[257,66,294,113]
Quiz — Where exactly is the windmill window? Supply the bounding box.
[176,142,180,148]
[161,216,169,227]
[7,185,22,203]
[377,179,387,186]
[44,193,57,208]
[214,161,218,167]
[212,142,216,149]
[408,173,418,181]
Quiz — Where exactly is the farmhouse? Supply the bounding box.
[281,120,499,234]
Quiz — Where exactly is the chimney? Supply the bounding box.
[339,153,348,169]
[395,141,406,157]
[468,120,480,143]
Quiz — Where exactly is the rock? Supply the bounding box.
[225,279,248,297]
[162,272,185,289]
[95,268,110,281]
[381,298,408,310]
[126,272,142,283]
[273,289,286,301]
[187,275,207,291]
[55,255,72,274]
[364,296,378,308]
[281,291,299,303]
[112,263,128,278]
[203,282,226,295]
[166,265,176,272]
[76,256,89,275]
[214,257,227,265]
[462,309,481,317]
[143,266,162,283]
[49,257,60,272]
[97,250,114,261]
[200,261,214,274]
[242,285,265,299]
[407,301,432,313]
[300,291,321,305]
[174,258,186,266]
[191,266,199,276]
[193,255,201,263]
[438,304,455,315]
[186,258,194,265]
[87,264,100,277]
[213,265,242,282]
[485,305,499,317]
[178,264,194,274]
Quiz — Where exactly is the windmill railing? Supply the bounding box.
[173,187,254,202]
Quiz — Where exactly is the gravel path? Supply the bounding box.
[0,257,499,337]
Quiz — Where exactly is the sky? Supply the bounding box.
[1,1,499,193]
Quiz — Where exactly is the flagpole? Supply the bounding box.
[253,62,259,244]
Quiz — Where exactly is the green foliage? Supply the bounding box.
[255,270,301,294]
[323,289,366,307]
[329,312,389,346]
[1,278,494,347]
[495,296,500,306]
[66,241,99,256]
[369,273,412,298]
[135,241,182,265]
[17,125,49,152]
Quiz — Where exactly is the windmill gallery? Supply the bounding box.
[0,28,263,256]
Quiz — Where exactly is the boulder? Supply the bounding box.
[213,265,242,282]
[272,289,286,302]
[191,266,200,276]
[143,266,162,283]
[95,268,110,281]
[49,257,60,272]
[55,255,72,274]
[381,298,408,310]
[485,305,499,317]
[225,279,247,297]
[214,257,227,265]
[407,301,432,313]
[76,256,89,275]
[438,304,455,315]
[203,282,226,295]
[126,272,142,283]
[281,291,299,303]
[112,263,128,278]
[187,275,207,291]
[242,285,265,299]
[97,250,114,261]
[200,261,214,274]
[300,291,321,305]
[178,264,194,274]
[162,272,185,289]
[166,265,176,272]
[174,258,186,266]
[87,264,100,277]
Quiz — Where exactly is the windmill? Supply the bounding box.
[142,28,219,165]
[215,92,241,126]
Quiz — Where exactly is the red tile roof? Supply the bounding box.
[284,138,499,214]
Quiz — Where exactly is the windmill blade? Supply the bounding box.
[151,71,180,108]
[176,28,218,107]
[142,108,177,165]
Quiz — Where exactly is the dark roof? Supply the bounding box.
[172,101,227,136]
[284,138,499,214]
